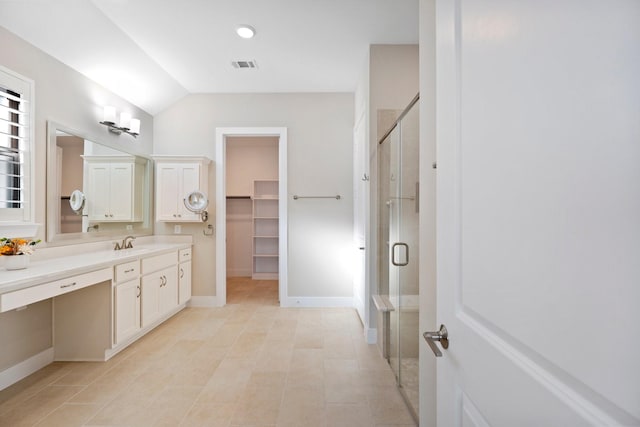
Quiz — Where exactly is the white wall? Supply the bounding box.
[0,26,153,372]
[154,93,354,300]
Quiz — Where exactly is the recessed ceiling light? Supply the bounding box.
[236,25,256,39]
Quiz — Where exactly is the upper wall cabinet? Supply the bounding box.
[153,156,210,222]
[83,156,146,222]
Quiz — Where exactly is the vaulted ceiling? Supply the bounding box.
[0,0,419,114]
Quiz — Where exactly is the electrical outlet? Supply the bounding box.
[126,224,133,230]
[174,225,181,234]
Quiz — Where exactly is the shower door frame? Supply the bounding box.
[378,94,420,422]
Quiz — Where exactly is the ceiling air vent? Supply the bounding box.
[231,60,258,69]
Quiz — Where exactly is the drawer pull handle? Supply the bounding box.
[136,285,141,298]
[60,282,77,289]
[124,268,135,273]
[180,268,184,278]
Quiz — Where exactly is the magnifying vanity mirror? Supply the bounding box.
[46,121,153,243]
[68,189,85,213]
[183,190,209,222]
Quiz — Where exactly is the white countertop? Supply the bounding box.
[0,237,191,295]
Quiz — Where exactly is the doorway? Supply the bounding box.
[225,136,279,303]
[215,127,288,306]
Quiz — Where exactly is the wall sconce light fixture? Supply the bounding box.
[99,106,140,138]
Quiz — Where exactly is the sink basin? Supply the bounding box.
[110,247,151,257]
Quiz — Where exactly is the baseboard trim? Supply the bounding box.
[0,347,54,391]
[188,296,220,308]
[366,328,377,344]
[281,297,354,308]
[354,294,365,324]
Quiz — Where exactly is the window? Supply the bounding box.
[0,66,34,223]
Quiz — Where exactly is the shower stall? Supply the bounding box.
[376,94,420,421]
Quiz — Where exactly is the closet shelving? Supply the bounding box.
[252,180,279,279]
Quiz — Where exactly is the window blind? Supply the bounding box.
[0,67,32,221]
[0,87,26,208]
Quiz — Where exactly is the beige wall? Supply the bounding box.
[153,93,355,299]
[58,136,84,196]
[226,137,279,277]
[369,44,419,152]
[226,136,279,196]
[356,45,420,331]
[0,27,153,372]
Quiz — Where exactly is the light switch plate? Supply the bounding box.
[174,225,181,234]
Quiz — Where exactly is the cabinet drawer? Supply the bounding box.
[115,261,139,283]
[141,251,178,275]
[179,248,192,262]
[0,268,112,313]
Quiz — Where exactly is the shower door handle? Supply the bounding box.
[423,324,449,357]
[391,243,409,266]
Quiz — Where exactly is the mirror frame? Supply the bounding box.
[46,120,154,244]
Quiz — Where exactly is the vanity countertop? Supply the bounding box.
[0,239,192,295]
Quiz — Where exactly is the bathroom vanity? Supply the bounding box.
[0,237,192,362]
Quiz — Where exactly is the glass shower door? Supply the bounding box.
[396,102,419,416]
[383,99,420,420]
[387,123,401,386]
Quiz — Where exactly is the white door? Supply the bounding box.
[156,164,179,221]
[179,164,201,220]
[86,163,110,220]
[159,266,178,314]
[141,273,161,327]
[114,279,141,344]
[109,163,133,220]
[178,260,192,305]
[431,1,640,426]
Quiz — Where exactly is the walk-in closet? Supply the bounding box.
[225,136,280,291]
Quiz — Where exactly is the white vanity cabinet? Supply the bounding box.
[83,156,145,222]
[141,251,179,327]
[178,248,192,304]
[113,260,141,345]
[0,241,194,388]
[153,156,210,222]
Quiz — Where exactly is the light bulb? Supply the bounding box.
[236,25,255,39]
[120,112,131,130]
[129,118,140,135]
[103,106,116,125]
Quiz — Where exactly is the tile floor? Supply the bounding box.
[0,277,416,426]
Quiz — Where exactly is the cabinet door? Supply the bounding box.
[109,163,133,220]
[114,279,141,344]
[141,273,161,327]
[178,164,201,221]
[86,163,111,220]
[160,266,179,314]
[178,261,192,305]
[156,164,180,221]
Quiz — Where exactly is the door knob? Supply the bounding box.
[423,324,449,357]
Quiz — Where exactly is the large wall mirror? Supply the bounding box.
[46,121,153,243]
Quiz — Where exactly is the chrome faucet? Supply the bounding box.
[114,236,136,250]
